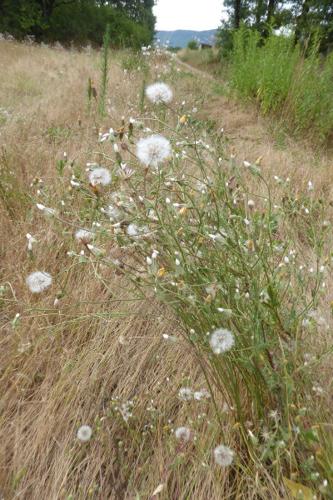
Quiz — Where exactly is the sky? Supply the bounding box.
[153,0,222,31]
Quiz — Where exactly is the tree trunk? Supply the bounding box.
[294,0,310,45]
[234,0,242,28]
[266,0,276,24]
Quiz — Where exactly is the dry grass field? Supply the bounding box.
[0,40,333,499]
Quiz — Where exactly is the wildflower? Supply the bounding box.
[175,426,191,441]
[88,167,111,187]
[119,401,134,422]
[217,308,233,317]
[209,328,235,354]
[127,223,139,237]
[193,389,210,400]
[178,387,193,401]
[26,271,52,294]
[77,425,92,442]
[157,267,166,277]
[36,203,56,216]
[86,244,104,257]
[75,229,93,244]
[213,445,234,467]
[26,233,37,251]
[146,82,173,104]
[102,205,123,222]
[136,135,171,169]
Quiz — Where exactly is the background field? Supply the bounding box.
[1,40,333,499]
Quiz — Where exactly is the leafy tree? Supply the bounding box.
[187,39,199,50]
[0,0,155,46]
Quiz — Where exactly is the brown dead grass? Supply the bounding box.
[0,41,251,500]
[0,41,332,499]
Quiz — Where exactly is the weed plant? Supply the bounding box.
[229,27,333,143]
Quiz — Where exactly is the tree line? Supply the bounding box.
[219,0,333,52]
[0,0,155,47]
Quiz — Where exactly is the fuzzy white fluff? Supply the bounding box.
[175,426,191,441]
[146,82,173,104]
[213,445,234,466]
[136,135,171,168]
[209,328,235,354]
[75,229,93,243]
[77,425,92,442]
[88,167,111,186]
[26,271,52,293]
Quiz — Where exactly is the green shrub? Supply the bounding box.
[187,40,199,50]
[229,27,333,143]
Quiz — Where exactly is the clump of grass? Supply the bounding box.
[229,27,333,143]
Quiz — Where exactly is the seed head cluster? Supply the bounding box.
[136,135,171,169]
[26,271,52,293]
[209,328,235,354]
[146,82,173,104]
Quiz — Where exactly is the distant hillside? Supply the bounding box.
[156,29,217,48]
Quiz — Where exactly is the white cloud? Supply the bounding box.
[154,0,223,31]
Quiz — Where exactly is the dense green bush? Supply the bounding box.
[187,40,199,50]
[0,0,153,47]
[229,27,333,143]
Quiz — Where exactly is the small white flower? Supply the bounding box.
[213,445,234,466]
[146,82,173,104]
[75,229,93,244]
[136,135,171,169]
[209,328,235,354]
[175,426,191,441]
[36,203,56,216]
[77,425,92,442]
[127,223,139,237]
[26,271,52,293]
[193,389,210,400]
[26,233,37,251]
[178,387,193,401]
[88,167,111,186]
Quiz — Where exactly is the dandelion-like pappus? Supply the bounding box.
[213,445,234,466]
[209,328,235,354]
[77,425,92,442]
[26,271,52,293]
[88,167,111,186]
[136,135,171,169]
[146,82,173,104]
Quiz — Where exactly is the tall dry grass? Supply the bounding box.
[0,40,332,499]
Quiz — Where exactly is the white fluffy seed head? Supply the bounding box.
[127,223,139,237]
[77,425,92,442]
[88,167,111,186]
[209,328,235,354]
[75,229,93,244]
[26,271,52,293]
[136,135,171,169]
[178,387,193,401]
[214,445,234,466]
[175,426,191,441]
[145,82,173,104]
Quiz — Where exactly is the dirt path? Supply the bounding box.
[175,56,215,80]
[176,57,332,193]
